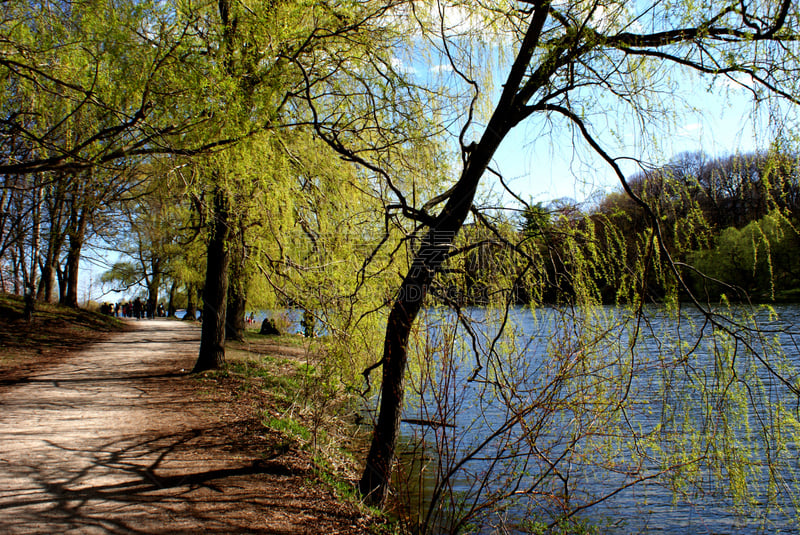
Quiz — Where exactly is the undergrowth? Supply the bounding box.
[199,330,404,533]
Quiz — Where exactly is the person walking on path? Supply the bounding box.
[132,297,143,319]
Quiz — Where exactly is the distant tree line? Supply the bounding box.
[440,150,800,306]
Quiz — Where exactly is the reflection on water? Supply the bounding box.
[395,305,800,534]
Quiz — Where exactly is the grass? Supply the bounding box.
[263,415,312,442]
[0,292,124,372]
[198,331,403,532]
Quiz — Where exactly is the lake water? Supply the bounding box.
[392,304,800,534]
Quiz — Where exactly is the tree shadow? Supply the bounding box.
[0,425,360,534]
[0,318,367,534]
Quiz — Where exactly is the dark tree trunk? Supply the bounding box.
[38,256,57,302]
[56,263,66,304]
[184,282,197,320]
[358,6,551,504]
[146,259,161,319]
[60,172,90,308]
[24,184,40,321]
[226,289,246,341]
[358,191,483,506]
[23,286,35,321]
[168,279,178,317]
[38,177,68,303]
[225,220,246,342]
[62,237,82,307]
[193,188,231,372]
[10,248,21,295]
[62,207,86,308]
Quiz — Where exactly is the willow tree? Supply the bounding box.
[0,0,226,307]
[0,0,231,177]
[189,0,277,371]
[186,0,360,370]
[188,0,446,371]
[348,0,800,511]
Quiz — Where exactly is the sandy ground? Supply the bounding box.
[0,319,370,534]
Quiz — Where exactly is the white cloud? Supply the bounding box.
[678,122,703,136]
[714,72,757,92]
[430,63,454,74]
[391,57,417,75]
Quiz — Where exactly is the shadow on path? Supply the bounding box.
[0,320,366,534]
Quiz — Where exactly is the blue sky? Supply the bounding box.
[401,4,791,211]
[463,59,792,211]
[483,86,771,207]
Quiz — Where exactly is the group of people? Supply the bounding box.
[100,298,166,319]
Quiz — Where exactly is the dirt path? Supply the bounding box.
[0,319,369,534]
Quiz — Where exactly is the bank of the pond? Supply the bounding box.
[201,332,394,524]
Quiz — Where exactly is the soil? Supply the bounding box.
[0,318,376,534]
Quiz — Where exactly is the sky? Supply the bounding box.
[484,85,771,208]
[78,250,119,305]
[404,2,792,211]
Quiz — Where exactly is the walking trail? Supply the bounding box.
[0,319,368,534]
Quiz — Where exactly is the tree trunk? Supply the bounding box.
[9,247,19,294]
[168,279,178,317]
[193,188,231,372]
[358,8,551,505]
[62,204,86,308]
[225,220,246,342]
[226,288,246,341]
[184,282,197,320]
[38,177,68,302]
[358,194,483,505]
[28,181,41,287]
[24,182,41,321]
[62,235,83,307]
[60,171,91,308]
[38,254,57,302]
[146,258,161,319]
[57,263,67,304]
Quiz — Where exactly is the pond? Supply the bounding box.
[392,304,800,534]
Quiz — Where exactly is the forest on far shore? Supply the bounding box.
[444,149,800,307]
